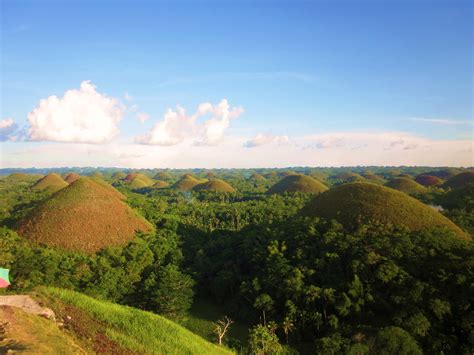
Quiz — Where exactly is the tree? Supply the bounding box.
[254,294,274,326]
[213,316,234,345]
[373,326,422,355]
[248,323,282,355]
[148,264,194,319]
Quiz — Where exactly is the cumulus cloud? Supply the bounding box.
[136,112,150,123]
[245,133,289,147]
[0,118,18,142]
[27,81,125,143]
[136,99,243,146]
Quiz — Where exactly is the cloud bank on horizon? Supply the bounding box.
[1,81,472,168]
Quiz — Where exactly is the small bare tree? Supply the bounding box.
[213,316,234,345]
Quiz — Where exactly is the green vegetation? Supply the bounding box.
[443,171,474,190]
[193,179,236,193]
[267,174,328,194]
[301,182,466,239]
[1,167,473,354]
[17,178,152,253]
[112,171,127,180]
[154,171,173,180]
[38,287,232,354]
[385,177,427,195]
[31,173,69,193]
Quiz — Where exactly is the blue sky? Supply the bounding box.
[1,0,472,168]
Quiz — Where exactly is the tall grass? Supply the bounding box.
[40,287,233,355]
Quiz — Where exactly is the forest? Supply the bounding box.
[0,167,473,354]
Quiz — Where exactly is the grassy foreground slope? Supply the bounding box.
[38,287,232,355]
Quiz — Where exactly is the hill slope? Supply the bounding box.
[300,182,467,239]
[193,179,236,193]
[17,178,152,253]
[267,174,328,194]
[415,174,443,187]
[32,173,69,193]
[38,287,232,354]
[443,172,474,190]
[172,175,203,191]
[385,177,427,194]
[64,173,81,184]
[123,173,155,189]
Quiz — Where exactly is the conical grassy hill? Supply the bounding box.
[300,182,467,239]
[249,173,266,181]
[63,173,80,184]
[32,173,68,193]
[415,174,443,187]
[267,174,328,194]
[4,172,44,183]
[172,175,203,191]
[385,177,427,194]
[154,171,172,180]
[17,178,152,253]
[151,180,170,189]
[332,172,365,183]
[193,179,236,192]
[443,172,474,190]
[123,173,154,189]
[112,171,127,180]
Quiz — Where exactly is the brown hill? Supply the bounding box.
[151,180,170,189]
[123,173,154,189]
[172,175,203,191]
[415,174,443,187]
[193,179,236,193]
[249,173,266,181]
[63,173,81,184]
[385,177,427,194]
[153,172,172,181]
[17,178,152,253]
[31,173,68,193]
[300,182,467,239]
[267,174,328,194]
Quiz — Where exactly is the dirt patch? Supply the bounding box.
[0,295,55,320]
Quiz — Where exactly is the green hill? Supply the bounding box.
[17,178,152,253]
[151,180,170,189]
[173,175,203,191]
[443,172,474,190]
[63,173,81,184]
[3,172,44,183]
[248,173,266,181]
[112,171,127,180]
[300,182,467,239]
[415,174,443,187]
[331,172,365,183]
[193,179,236,193]
[361,172,385,184]
[279,170,298,177]
[385,177,427,194]
[32,173,69,193]
[154,171,172,180]
[309,171,328,183]
[37,287,232,354]
[123,173,155,189]
[267,174,328,194]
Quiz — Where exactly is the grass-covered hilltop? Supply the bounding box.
[0,166,473,354]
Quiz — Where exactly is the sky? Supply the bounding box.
[0,0,472,168]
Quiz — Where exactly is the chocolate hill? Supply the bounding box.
[123,173,155,189]
[193,179,236,193]
[443,172,474,190]
[17,178,152,253]
[172,175,203,191]
[385,177,427,194]
[267,174,328,194]
[300,182,467,239]
[31,173,68,193]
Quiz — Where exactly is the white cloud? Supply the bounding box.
[245,133,290,147]
[27,80,125,143]
[3,131,472,169]
[135,99,243,146]
[0,118,18,142]
[136,112,150,123]
[410,117,473,126]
